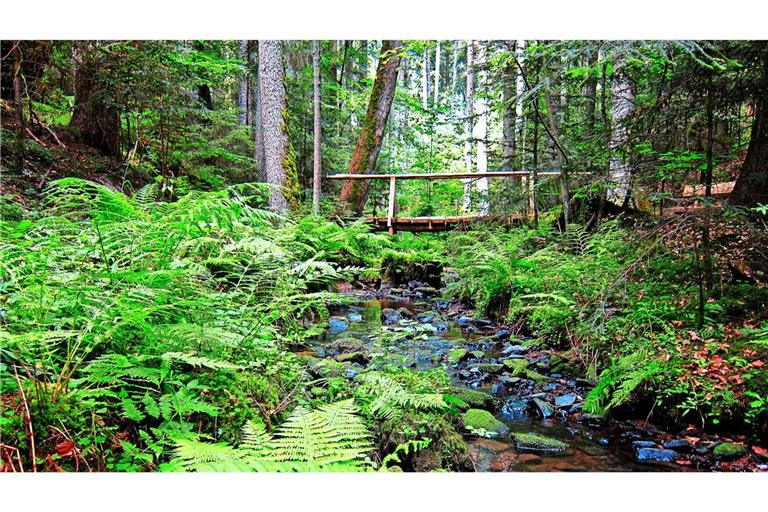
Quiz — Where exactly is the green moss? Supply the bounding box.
[470,350,485,359]
[503,358,529,375]
[513,432,568,455]
[448,387,496,410]
[463,409,509,435]
[712,442,747,459]
[472,363,504,374]
[447,348,468,364]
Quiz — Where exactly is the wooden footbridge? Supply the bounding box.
[328,171,565,234]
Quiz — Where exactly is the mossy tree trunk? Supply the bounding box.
[338,40,404,215]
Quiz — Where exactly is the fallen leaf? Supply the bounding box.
[55,440,75,458]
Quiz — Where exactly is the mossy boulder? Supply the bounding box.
[306,358,345,378]
[503,358,529,375]
[448,387,496,410]
[712,442,747,460]
[470,350,485,359]
[335,351,371,365]
[513,432,568,455]
[463,409,509,436]
[447,348,469,364]
[310,386,328,397]
[470,363,504,374]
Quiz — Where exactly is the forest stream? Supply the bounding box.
[303,282,739,472]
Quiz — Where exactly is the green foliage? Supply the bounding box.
[584,351,662,415]
[166,400,373,472]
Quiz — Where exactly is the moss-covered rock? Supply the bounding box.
[381,250,443,288]
[503,358,529,375]
[447,348,469,364]
[335,351,371,365]
[463,409,509,436]
[448,387,496,410]
[471,350,485,359]
[306,358,345,378]
[513,432,568,455]
[712,442,747,460]
[310,386,328,397]
[470,363,504,374]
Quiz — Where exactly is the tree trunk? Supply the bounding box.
[68,44,121,157]
[451,41,459,95]
[249,42,264,181]
[584,46,599,137]
[10,41,25,173]
[312,40,322,213]
[237,40,248,125]
[474,41,489,214]
[731,44,768,206]
[434,41,441,105]
[259,40,291,211]
[502,40,518,170]
[338,40,404,215]
[462,40,475,212]
[422,46,431,110]
[607,54,634,205]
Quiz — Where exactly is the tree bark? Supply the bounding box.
[259,40,291,211]
[584,45,599,137]
[474,41,489,214]
[11,41,25,173]
[237,40,248,125]
[451,41,459,95]
[249,42,264,181]
[338,40,404,215]
[502,40,518,170]
[462,40,475,211]
[312,40,322,213]
[68,44,121,157]
[434,41,441,105]
[607,54,634,205]
[731,44,768,207]
[422,46,431,110]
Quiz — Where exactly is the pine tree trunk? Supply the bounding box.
[731,44,768,206]
[11,41,25,173]
[250,42,265,181]
[258,40,290,211]
[451,41,459,95]
[237,40,248,125]
[312,40,322,213]
[338,40,404,215]
[68,44,121,157]
[462,40,475,211]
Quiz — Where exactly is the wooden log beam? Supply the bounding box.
[327,170,582,180]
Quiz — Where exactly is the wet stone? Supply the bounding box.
[635,448,678,464]
[632,440,658,449]
[381,308,402,324]
[512,432,568,456]
[502,344,531,355]
[663,439,693,452]
[416,312,436,323]
[501,398,530,419]
[328,316,350,334]
[457,315,473,326]
[554,393,578,409]
[491,383,506,396]
[530,398,556,419]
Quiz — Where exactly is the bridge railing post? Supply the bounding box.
[387,176,397,235]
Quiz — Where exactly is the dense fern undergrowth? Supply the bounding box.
[1,179,767,471]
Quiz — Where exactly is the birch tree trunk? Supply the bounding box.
[237,40,248,125]
[312,40,322,213]
[259,40,291,212]
[607,54,634,206]
[474,41,489,214]
[338,40,404,214]
[433,41,441,105]
[462,40,475,211]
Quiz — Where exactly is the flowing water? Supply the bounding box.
[313,297,686,472]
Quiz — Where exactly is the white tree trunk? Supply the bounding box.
[608,54,633,205]
[312,40,322,213]
[433,41,441,105]
[474,40,489,215]
[462,40,475,211]
[258,40,289,212]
